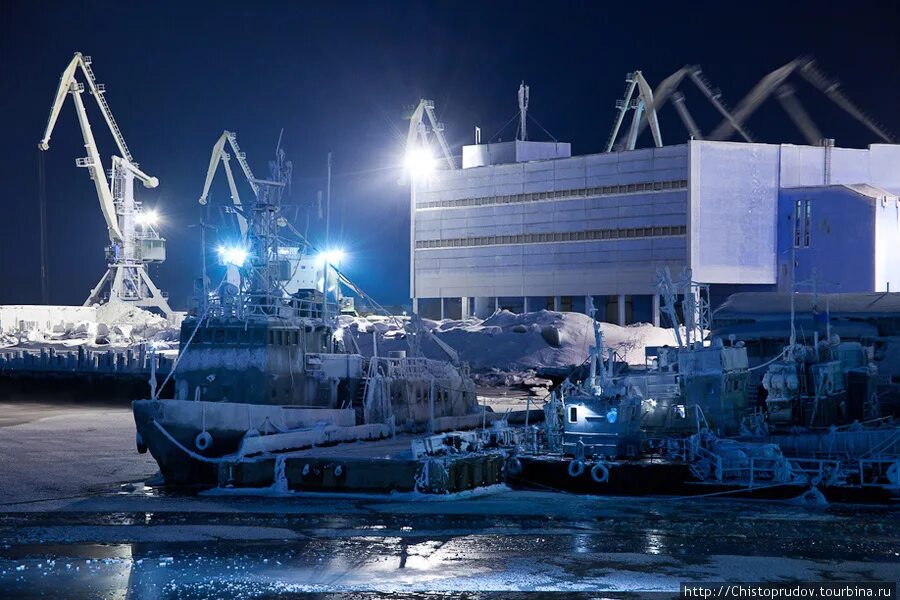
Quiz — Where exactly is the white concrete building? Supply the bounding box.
[410,140,900,323]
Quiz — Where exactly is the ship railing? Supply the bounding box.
[202,295,340,321]
[369,356,458,380]
[857,458,900,487]
[747,457,802,488]
[785,457,844,485]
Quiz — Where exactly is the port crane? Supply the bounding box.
[39,52,172,318]
[607,58,895,151]
[404,99,456,171]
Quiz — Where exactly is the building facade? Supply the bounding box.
[411,140,900,322]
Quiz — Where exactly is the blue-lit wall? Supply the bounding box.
[777,187,876,293]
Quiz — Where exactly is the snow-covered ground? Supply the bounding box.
[0,303,181,352]
[340,310,680,372]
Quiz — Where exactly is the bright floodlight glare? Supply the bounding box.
[318,248,346,266]
[404,147,435,177]
[136,209,158,226]
[217,245,248,267]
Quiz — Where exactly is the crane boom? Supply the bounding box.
[40,53,134,162]
[405,100,456,170]
[198,131,257,239]
[45,62,123,241]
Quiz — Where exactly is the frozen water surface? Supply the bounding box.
[0,402,897,598]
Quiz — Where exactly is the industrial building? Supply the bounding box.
[410,139,900,323]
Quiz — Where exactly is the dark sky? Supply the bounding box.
[1,1,898,308]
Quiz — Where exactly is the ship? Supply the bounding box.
[132,140,479,486]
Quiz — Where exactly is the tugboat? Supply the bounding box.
[132,139,478,485]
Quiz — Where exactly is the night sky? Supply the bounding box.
[1,1,898,309]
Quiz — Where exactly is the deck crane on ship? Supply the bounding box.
[39,52,173,318]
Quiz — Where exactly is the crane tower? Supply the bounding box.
[39,52,173,318]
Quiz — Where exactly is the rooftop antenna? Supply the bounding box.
[517,81,529,141]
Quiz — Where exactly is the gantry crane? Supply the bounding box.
[39,52,173,318]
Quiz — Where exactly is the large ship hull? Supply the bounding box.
[132,399,355,486]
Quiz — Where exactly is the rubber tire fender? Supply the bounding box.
[590,462,609,484]
[568,459,585,478]
[195,430,213,452]
[136,431,147,454]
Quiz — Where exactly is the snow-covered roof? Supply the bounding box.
[711,319,879,342]
[714,292,900,321]
[783,183,898,201]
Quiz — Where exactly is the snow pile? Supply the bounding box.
[339,310,679,372]
[0,302,181,350]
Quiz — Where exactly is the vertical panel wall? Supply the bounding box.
[689,141,781,284]
[412,145,690,301]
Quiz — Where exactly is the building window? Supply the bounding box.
[568,406,578,423]
[804,200,811,247]
[794,199,811,248]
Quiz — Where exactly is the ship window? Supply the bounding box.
[226,328,238,344]
[214,329,225,344]
[568,406,578,423]
[268,330,275,344]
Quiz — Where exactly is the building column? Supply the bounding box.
[460,296,469,319]
[553,296,561,312]
[584,295,593,317]
[523,297,530,313]
[494,297,499,312]
[439,298,445,320]
[412,297,419,315]
[617,293,626,326]
[652,293,661,327]
[473,297,493,319]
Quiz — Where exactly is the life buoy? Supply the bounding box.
[302,464,311,477]
[506,456,523,475]
[887,461,900,485]
[590,462,609,483]
[334,464,344,477]
[194,430,213,451]
[568,459,585,478]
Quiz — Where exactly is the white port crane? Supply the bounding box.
[39,52,172,318]
[197,130,259,289]
[404,99,456,171]
[198,130,258,241]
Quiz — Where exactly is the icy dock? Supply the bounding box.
[0,346,172,380]
[219,434,508,495]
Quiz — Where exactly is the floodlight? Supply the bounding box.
[217,245,248,267]
[135,209,158,226]
[404,147,435,177]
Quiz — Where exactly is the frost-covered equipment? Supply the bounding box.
[39,52,172,318]
[559,300,645,459]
